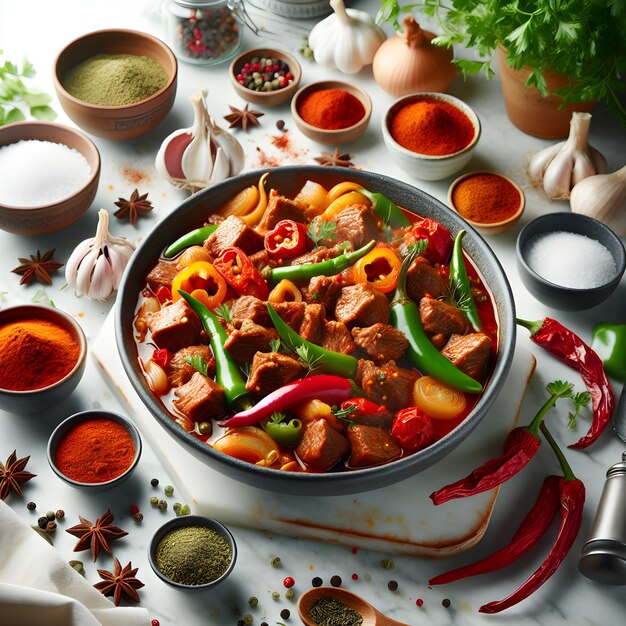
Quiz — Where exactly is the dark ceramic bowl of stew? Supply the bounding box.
[116,166,516,496]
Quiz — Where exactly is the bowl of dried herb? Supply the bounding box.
[149,515,237,590]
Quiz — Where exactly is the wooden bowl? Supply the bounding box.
[291,80,372,145]
[229,48,301,107]
[53,29,177,141]
[0,121,100,235]
[448,171,525,235]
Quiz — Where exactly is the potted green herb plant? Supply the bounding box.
[377,0,626,138]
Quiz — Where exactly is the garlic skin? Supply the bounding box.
[571,165,626,236]
[373,16,455,97]
[528,112,607,200]
[65,209,135,301]
[155,91,244,193]
[309,0,386,74]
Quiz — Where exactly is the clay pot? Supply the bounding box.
[497,47,595,139]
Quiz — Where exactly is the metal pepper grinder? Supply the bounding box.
[579,452,626,584]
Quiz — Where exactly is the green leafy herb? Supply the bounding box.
[567,391,592,429]
[0,52,56,126]
[332,404,357,426]
[400,239,428,259]
[184,355,209,377]
[308,216,337,247]
[214,302,232,323]
[269,338,283,353]
[295,344,323,373]
[376,1,626,128]
[268,412,287,425]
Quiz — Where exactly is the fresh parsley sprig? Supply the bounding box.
[308,216,337,247]
[184,355,209,377]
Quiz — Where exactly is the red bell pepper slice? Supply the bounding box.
[264,220,312,260]
[155,285,172,304]
[213,247,270,300]
[404,217,453,265]
[341,398,389,417]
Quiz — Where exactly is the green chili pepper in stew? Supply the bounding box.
[359,189,411,228]
[267,303,358,378]
[163,225,218,258]
[591,322,626,381]
[264,240,376,285]
[179,290,252,409]
[390,245,483,394]
[262,412,303,448]
[449,230,482,332]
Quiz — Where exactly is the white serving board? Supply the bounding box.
[93,309,535,557]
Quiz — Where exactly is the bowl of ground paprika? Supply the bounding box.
[47,410,142,491]
[291,80,372,144]
[0,304,87,413]
[382,92,480,180]
[448,171,525,235]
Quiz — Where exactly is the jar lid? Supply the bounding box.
[607,451,626,478]
[172,0,227,8]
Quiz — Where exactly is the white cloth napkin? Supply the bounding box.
[0,500,150,626]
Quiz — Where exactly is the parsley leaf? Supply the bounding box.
[308,216,337,247]
[568,391,592,429]
[546,380,575,399]
[184,355,209,377]
[214,302,232,323]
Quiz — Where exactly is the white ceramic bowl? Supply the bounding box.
[382,92,481,181]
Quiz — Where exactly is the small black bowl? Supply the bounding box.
[149,515,237,590]
[517,212,626,311]
[47,410,142,491]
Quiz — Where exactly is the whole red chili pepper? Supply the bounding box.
[518,317,615,449]
[213,246,270,301]
[340,398,388,417]
[264,219,312,260]
[152,348,171,368]
[429,475,561,585]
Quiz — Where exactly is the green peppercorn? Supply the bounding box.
[285,589,294,600]
[37,516,48,529]
[157,499,167,511]
[379,558,395,570]
[248,596,258,608]
[243,614,253,625]
[173,502,182,515]
[150,496,159,507]
[271,591,280,600]
[164,485,174,497]
[46,510,56,521]
[181,504,191,516]
[69,560,85,576]
[27,502,36,511]
[271,556,281,568]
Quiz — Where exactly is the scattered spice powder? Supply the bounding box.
[390,97,475,155]
[451,173,521,224]
[120,165,151,186]
[298,89,365,130]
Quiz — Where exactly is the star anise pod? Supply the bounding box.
[114,189,153,225]
[314,147,354,168]
[66,511,128,561]
[223,104,264,131]
[94,558,144,606]
[0,450,36,500]
[11,249,63,286]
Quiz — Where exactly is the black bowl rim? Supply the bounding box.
[116,165,516,492]
[516,212,626,295]
[47,409,142,488]
[148,515,237,589]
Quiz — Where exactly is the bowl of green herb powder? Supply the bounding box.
[53,29,177,141]
[149,515,237,590]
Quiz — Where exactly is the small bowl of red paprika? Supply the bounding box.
[382,92,481,181]
[47,410,142,492]
[291,80,372,145]
[0,304,87,413]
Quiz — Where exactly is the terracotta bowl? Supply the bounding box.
[0,121,100,235]
[291,80,372,145]
[382,92,480,181]
[229,48,301,107]
[448,171,525,235]
[53,29,177,141]
[0,305,87,413]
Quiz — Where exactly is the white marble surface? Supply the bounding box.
[1,1,625,625]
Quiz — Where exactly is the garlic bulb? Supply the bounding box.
[308,0,386,74]
[155,90,244,193]
[66,209,135,301]
[528,112,608,200]
[373,16,455,96]
[571,165,626,236]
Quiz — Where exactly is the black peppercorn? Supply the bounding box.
[276,120,285,131]
[237,620,245,626]
[37,516,48,529]
[261,623,269,626]
[280,608,290,619]
[387,580,398,591]
[442,598,451,608]
[311,576,323,587]
[27,502,36,511]
[55,509,64,520]
[330,575,342,587]
[151,478,159,487]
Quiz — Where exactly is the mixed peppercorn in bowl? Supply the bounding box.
[116,166,516,495]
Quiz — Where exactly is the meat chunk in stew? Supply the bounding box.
[230,295,270,326]
[347,424,402,467]
[321,320,355,354]
[224,320,278,363]
[246,352,305,396]
[357,359,419,413]
[173,371,226,422]
[166,345,214,387]
[273,301,306,331]
[441,332,492,380]
[407,257,448,302]
[305,274,345,310]
[248,249,271,272]
[146,261,178,291]
[258,194,307,232]
[204,215,264,257]
[299,304,326,344]
[335,283,390,327]
[147,299,202,352]
[352,323,408,364]
[334,204,382,249]
[419,297,468,336]
[296,418,350,471]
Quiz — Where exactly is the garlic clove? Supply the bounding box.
[162,132,193,179]
[527,142,564,184]
[65,239,92,290]
[88,253,114,301]
[74,247,99,296]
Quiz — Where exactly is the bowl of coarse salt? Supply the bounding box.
[0,121,100,235]
[516,212,626,311]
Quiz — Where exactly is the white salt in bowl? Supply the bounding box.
[0,121,100,235]
[516,213,626,311]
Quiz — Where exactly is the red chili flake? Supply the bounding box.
[152,620,160,626]
[416,599,424,607]
[129,505,140,515]
[351,547,359,554]
[351,573,358,580]
[283,576,295,588]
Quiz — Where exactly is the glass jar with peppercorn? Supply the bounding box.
[162,0,241,65]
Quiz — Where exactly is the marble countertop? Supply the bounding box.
[1,1,625,625]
